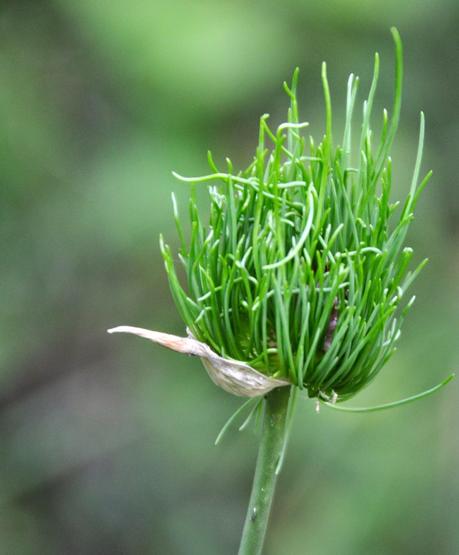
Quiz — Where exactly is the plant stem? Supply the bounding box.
[238,386,291,555]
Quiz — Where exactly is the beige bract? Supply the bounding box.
[107,326,289,397]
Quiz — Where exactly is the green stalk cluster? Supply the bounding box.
[160,28,431,402]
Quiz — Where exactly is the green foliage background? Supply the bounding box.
[1,1,458,554]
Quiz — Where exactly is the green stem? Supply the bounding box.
[238,386,291,555]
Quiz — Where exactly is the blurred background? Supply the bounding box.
[1,1,458,553]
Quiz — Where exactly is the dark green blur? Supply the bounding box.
[1,1,458,554]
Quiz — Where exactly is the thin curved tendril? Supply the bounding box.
[275,386,298,475]
[214,397,258,445]
[321,373,455,413]
[263,189,314,270]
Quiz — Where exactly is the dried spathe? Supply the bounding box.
[108,326,289,397]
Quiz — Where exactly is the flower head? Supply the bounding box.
[158,28,431,402]
[110,29,455,406]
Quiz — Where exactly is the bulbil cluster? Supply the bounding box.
[160,29,430,402]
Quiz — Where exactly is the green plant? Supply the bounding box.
[109,28,453,555]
